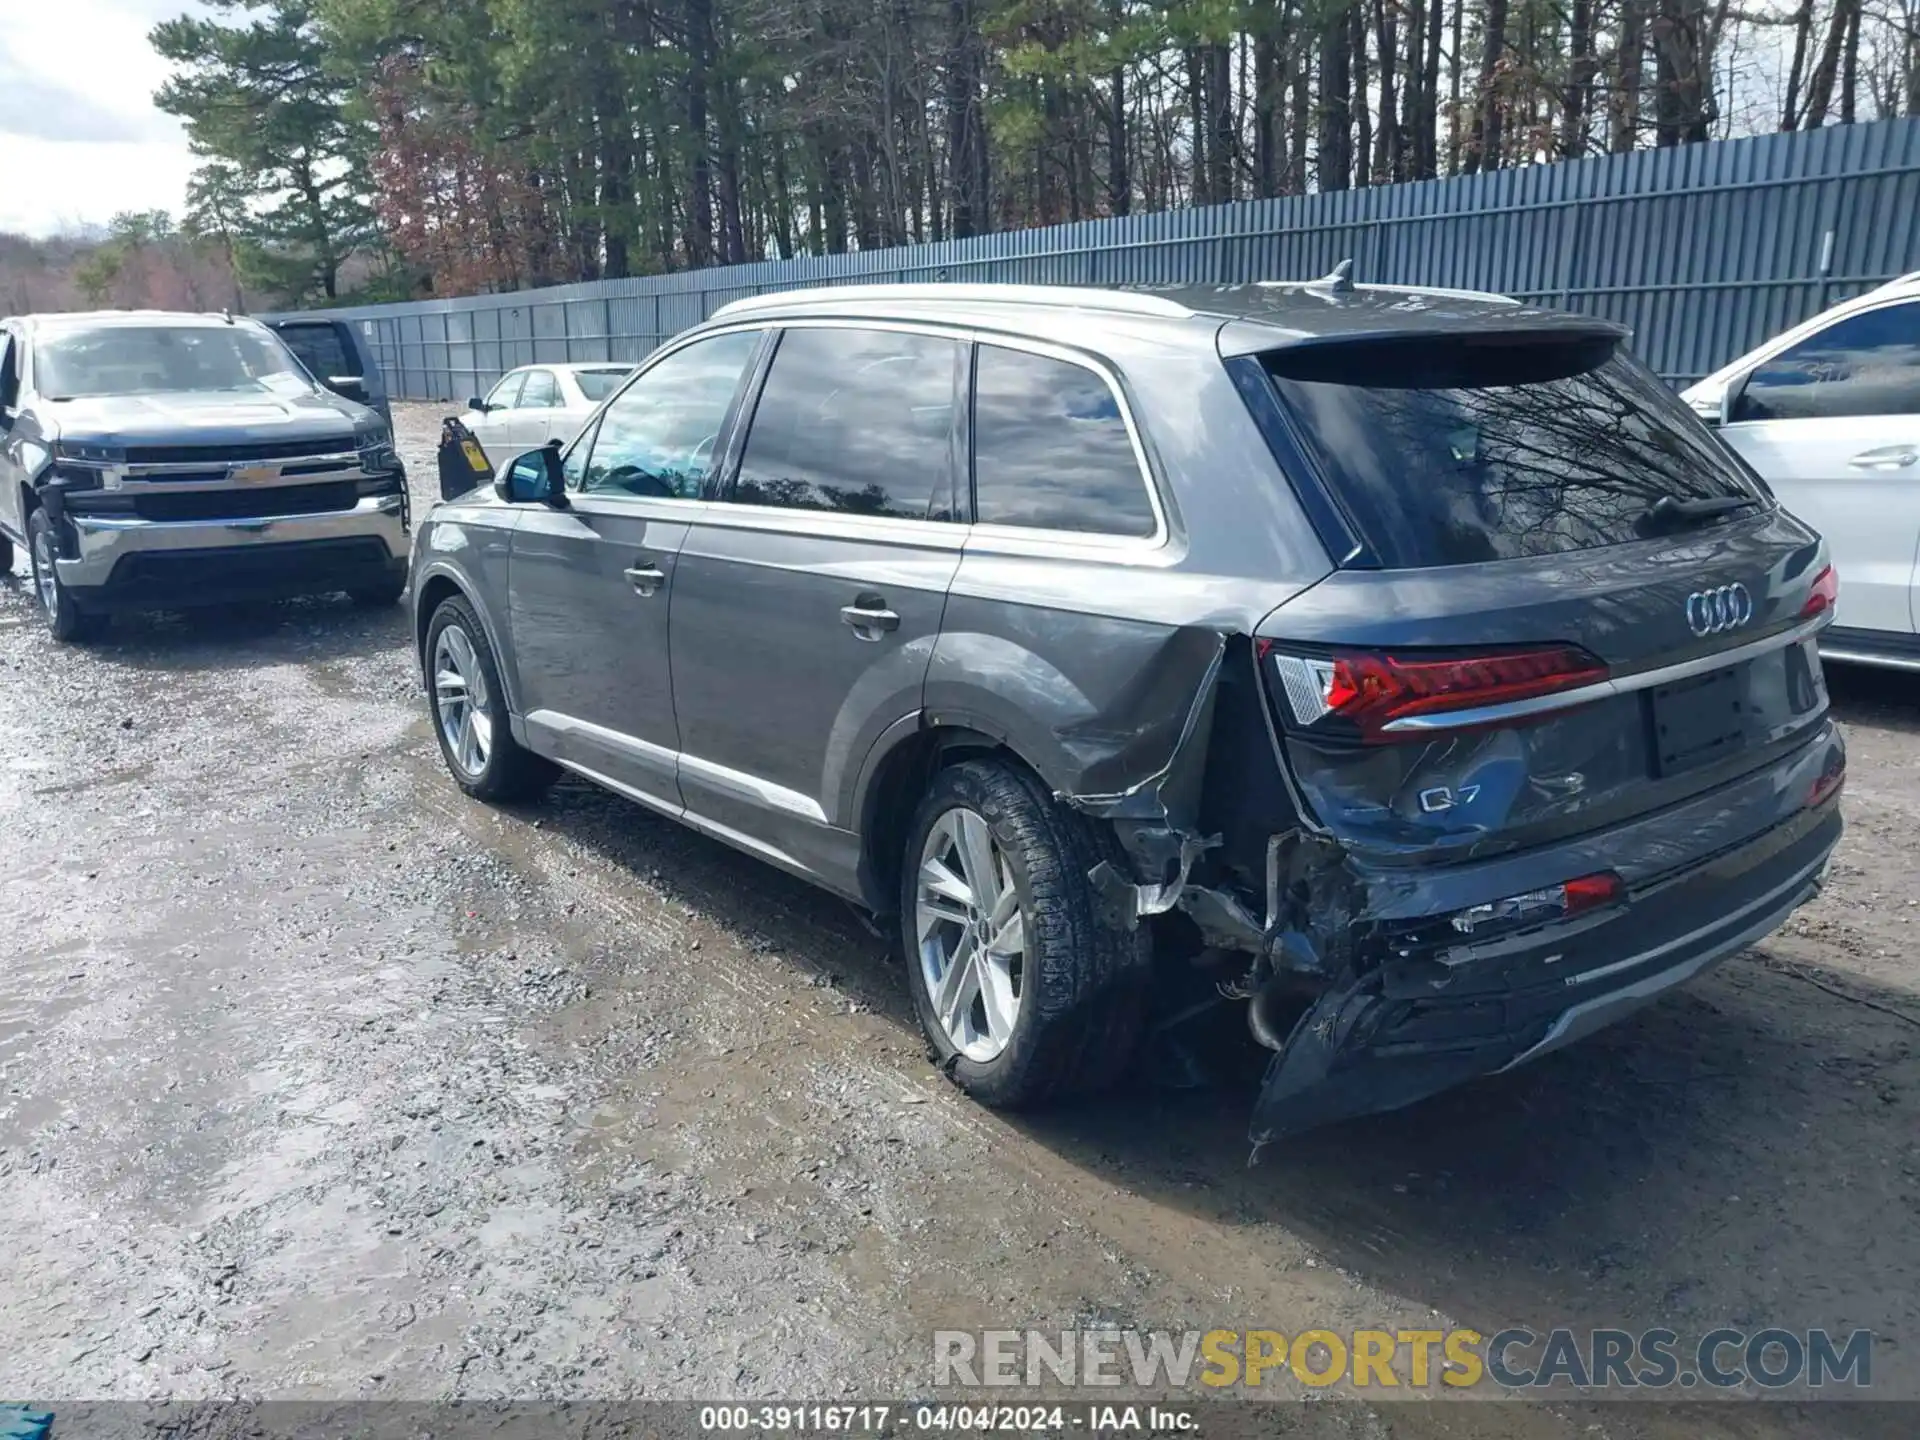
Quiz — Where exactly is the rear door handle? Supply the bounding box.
[1848,446,1919,471]
[624,563,667,597]
[840,593,901,640]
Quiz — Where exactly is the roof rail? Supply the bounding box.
[710,283,1195,321]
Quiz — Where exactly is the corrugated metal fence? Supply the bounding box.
[281,118,1920,401]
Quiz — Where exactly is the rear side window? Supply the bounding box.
[972,345,1156,537]
[576,367,633,403]
[1262,340,1766,568]
[731,328,961,521]
[276,323,356,380]
[1733,301,1920,422]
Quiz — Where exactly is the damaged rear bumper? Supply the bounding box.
[1245,727,1845,1143]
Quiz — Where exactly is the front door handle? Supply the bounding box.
[624,563,667,597]
[1848,446,1919,471]
[840,593,901,641]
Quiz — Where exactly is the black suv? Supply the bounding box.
[409,277,1844,1140]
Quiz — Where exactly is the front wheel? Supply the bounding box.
[424,595,557,802]
[27,509,106,643]
[899,758,1149,1108]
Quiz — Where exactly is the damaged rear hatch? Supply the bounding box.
[1225,320,1843,1139]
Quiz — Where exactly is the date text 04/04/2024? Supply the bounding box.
[697,1404,1198,1432]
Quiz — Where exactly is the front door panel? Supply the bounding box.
[508,499,690,810]
[1723,415,1920,635]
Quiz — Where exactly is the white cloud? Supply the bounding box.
[0,0,206,235]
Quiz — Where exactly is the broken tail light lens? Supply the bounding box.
[1800,564,1838,620]
[1264,643,1609,743]
[1449,871,1622,935]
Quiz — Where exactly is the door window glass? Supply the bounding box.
[519,370,561,409]
[731,328,961,521]
[485,372,525,409]
[972,345,1156,536]
[1734,302,1920,422]
[275,323,356,380]
[580,330,760,499]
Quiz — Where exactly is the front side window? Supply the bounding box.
[1734,302,1920,422]
[731,327,961,521]
[484,372,525,409]
[971,345,1157,537]
[35,325,309,400]
[579,330,759,499]
[518,369,561,409]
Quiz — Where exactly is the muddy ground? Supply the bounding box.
[0,405,1915,1437]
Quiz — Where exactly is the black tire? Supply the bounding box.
[26,509,107,644]
[423,594,557,802]
[349,575,408,608]
[898,757,1150,1108]
[0,534,13,576]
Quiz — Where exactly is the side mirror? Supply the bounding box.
[495,443,566,506]
[467,397,489,413]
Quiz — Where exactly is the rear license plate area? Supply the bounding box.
[1650,665,1748,777]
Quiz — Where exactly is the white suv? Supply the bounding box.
[1683,272,1920,672]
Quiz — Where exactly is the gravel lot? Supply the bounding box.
[0,404,1915,1435]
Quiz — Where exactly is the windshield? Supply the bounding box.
[1263,342,1768,568]
[37,325,312,400]
[576,368,634,403]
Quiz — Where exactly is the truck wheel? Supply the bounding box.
[425,594,556,802]
[899,757,1150,1108]
[0,534,12,576]
[27,509,106,644]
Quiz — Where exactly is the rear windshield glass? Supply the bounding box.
[38,325,309,400]
[576,368,634,402]
[1262,339,1766,568]
[275,323,355,381]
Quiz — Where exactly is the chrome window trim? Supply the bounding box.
[1378,611,1836,734]
[683,499,970,551]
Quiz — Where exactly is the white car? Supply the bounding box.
[463,363,635,455]
[1683,272,1920,673]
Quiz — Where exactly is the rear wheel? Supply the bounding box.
[899,758,1149,1108]
[0,534,13,576]
[27,509,106,643]
[425,595,556,802]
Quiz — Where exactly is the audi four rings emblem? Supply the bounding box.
[1685,583,1754,636]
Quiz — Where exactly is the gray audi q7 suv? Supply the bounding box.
[410,278,1845,1140]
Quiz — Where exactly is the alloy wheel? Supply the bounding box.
[32,524,58,620]
[433,624,493,777]
[915,806,1028,1061]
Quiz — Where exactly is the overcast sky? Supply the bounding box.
[0,0,203,236]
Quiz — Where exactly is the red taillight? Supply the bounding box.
[1807,757,1845,808]
[1270,644,1609,743]
[1448,871,1622,935]
[1801,564,1839,619]
[1562,872,1623,915]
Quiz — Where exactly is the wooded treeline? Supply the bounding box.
[144,0,1920,306]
